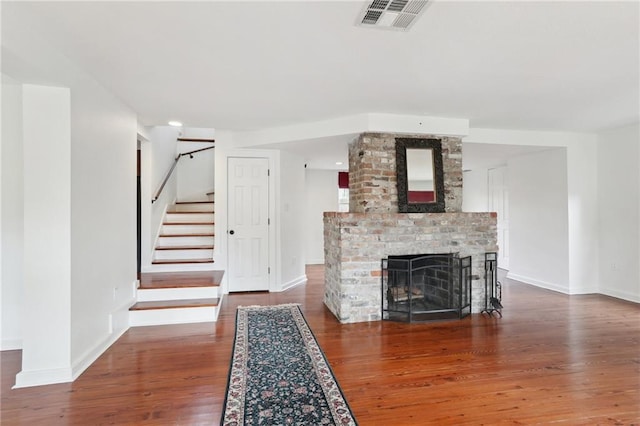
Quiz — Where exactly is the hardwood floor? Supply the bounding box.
[2,265,639,425]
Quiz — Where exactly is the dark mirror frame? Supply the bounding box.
[396,137,445,213]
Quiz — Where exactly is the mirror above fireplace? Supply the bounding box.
[396,137,445,213]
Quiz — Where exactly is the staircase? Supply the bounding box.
[129,270,223,326]
[130,196,224,326]
[151,200,215,271]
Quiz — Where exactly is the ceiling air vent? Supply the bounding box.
[357,0,429,31]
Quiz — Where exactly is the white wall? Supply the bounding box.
[177,140,215,201]
[69,81,137,375]
[1,75,24,350]
[139,138,153,270]
[177,127,216,201]
[3,4,138,387]
[462,169,488,212]
[487,166,510,269]
[149,126,180,195]
[507,148,570,292]
[304,169,339,264]
[597,123,640,302]
[278,151,307,289]
[147,126,180,265]
[17,85,73,387]
[466,128,600,295]
[566,140,600,294]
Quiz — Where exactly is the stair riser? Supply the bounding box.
[136,286,219,302]
[142,263,218,273]
[129,305,220,327]
[154,249,213,260]
[172,203,214,212]
[161,224,214,234]
[156,236,214,246]
[165,213,215,223]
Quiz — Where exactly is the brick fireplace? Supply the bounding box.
[323,132,498,323]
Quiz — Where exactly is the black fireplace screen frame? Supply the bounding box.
[381,253,472,322]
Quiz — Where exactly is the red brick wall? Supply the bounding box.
[348,133,463,213]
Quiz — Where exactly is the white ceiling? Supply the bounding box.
[4,1,638,133]
[2,1,638,170]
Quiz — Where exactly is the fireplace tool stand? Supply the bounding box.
[481,252,503,317]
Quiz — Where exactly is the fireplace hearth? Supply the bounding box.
[382,253,472,322]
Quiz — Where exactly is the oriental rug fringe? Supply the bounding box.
[221,304,357,426]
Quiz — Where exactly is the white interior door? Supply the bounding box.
[227,157,270,292]
[488,166,509,270]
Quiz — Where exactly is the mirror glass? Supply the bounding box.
[395,138,445,213]
[406,148,435,203]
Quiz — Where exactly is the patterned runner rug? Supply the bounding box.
[221,304,357,426]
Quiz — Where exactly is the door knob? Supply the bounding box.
[229,230,235,235]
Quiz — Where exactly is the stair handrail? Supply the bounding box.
[151,145,215,204]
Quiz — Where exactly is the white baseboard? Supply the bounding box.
[306,259,324,266]
[280,274,307,292]
[71,295,133,383]
[14,367,74,388]
[14,334,125,388]
[568,286,599,295]
[71,322,129,382]
[506,272,570,294]
[1,339,22,351]
[14,298,133,389]
[506,273,639,303]
[599,287,640,304]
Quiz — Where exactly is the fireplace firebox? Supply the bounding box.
[381,253,472,322]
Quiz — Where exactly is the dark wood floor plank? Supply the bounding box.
[1,265,639,425]
[139,270,224,289]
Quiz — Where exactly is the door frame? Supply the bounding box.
[488,166,509,270]
[136,147,141,279]
[216,148,278,294]
[136,132,152,275]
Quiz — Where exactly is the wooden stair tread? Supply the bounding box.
[152,258,214,265]
[163,222,214,226]
[139,270,224,289]
[129,298,220,311]
[175,201,214,205]
[158,233,215,238]
[166,210,214,214]
[155,245,214,250]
